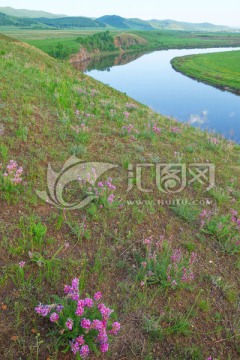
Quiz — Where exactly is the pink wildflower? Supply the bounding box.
[98,304,113,320]
[92,319,104,331]
[35,304,51,317]
[76,306,84,317]
[108,194,115,204]
[81,318,91,330]
[66,318,74,330]
[50,312,59,322]
[70,340,80,355]
[84,298,93,308]
[94,292,102,301]
[109,322,121,335]
[80,345,90,358]
[100,343,109,353]
[76,335,85,346]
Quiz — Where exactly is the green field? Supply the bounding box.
[1,33,240,359]
[172,50,240,93]
[2,28,240,59]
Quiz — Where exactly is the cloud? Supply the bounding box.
[188,110,208,125]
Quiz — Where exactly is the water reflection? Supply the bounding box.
[73,47,240,141]
[72,51,147,72]
[188,111,208,125]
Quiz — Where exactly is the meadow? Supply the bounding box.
[0,32,240,360]
[171,50,240,93]
[2,28,240,59]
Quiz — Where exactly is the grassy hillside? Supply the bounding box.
[1,33,240,359]
[171,50,240,93]
[0,6,67,18]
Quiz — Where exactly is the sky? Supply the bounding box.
[0,0,239,27]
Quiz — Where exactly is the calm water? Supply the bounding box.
[84,48,240,141]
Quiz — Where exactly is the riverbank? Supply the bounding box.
[67,31,240,64]
[1,33,240,359]
[69,30,240,67]
[171,50,240,94]
[2,28,240,61]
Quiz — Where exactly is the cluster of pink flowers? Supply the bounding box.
[209,137,219,145]
[171,127,181,133]
[230,209,240,230]
[200,209,213,227]
[147,123,161,134]
[123,111,130,118]
[78,168,117,205]
[141,236,197,288]
[35,279,120,359]
[168,248,197,285]
[73,303,117,355]
[90,176,116,205]
[64,278,80,300]
[1,160,23,185]
[74,111,94,125]
[152,124,161,134]
[77,88,87,95]
[122,124,139,135]
[125,102,138,110]
[35,303,64,317]
[84,113,95,118]
[71,124,89,133]
[35,304,54,317]
[90,89,99,97]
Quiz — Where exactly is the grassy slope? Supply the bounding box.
[1,34,240,359]
[171,50,240,93]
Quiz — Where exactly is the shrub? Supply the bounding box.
[137,235,197,288]
[35,278,120,359]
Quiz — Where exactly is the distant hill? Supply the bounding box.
[0,7,237,32]
[0,12,40,27]
[97,15,153,30]
[0,6,66,18]
[0,12,105,29]
[36,17,106,29]
[149,19,232,32]
[98,16,233,32]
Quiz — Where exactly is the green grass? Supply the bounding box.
[171,50,240,93]
[1,33,240,359]
[1,28,240,60]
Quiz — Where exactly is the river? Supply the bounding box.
[77,47,240,141]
